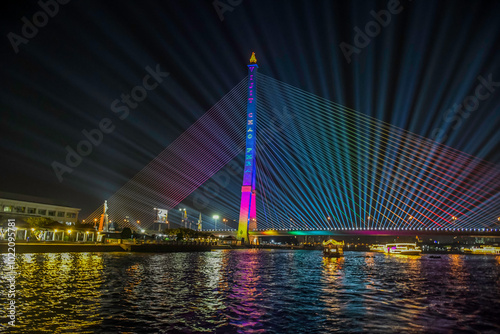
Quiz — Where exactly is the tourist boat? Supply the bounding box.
[322,239,344,257]
[369,244,386,252]
[463,246,500,255]
[385,243,422,255]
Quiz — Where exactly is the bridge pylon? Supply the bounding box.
[237,52,258,244]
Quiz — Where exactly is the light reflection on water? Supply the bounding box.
[1,251,500,333]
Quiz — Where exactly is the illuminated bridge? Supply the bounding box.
[85,54,500,240]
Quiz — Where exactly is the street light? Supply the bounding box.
[213,215,219,230]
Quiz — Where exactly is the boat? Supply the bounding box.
[369,244,386,252]
[385,243,422,255]
[464,245,500,255]
[322,239,344,257]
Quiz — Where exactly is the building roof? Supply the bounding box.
[0,191,80,210]
[322,239,344,246]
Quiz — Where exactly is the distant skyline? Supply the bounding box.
[1,0,499,217]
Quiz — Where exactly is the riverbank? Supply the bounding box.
[1,242,487,254]
[0,242,236,253]
[0,242,124,253]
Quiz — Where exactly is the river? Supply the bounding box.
[1,250,500,333]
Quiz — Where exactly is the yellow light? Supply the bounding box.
[31,228,35,231]
[86,231,89,234]
[68,230,72,234]
[54,229,58,232]
[249,52,257,64]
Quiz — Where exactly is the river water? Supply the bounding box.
[1,250,500,333]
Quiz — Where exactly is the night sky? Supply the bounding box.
[1,0,499,217]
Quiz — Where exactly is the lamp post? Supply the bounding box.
[213,215,219,230]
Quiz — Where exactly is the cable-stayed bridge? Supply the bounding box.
[85,58,500,238]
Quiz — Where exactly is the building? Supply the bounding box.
[0,191,80,225]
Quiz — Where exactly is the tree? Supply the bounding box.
[121,227,132,239]
[25,217,55,228]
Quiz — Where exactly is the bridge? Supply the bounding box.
[85,53,500,241]
[203,228,500,238]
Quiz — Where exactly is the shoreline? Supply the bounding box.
[0,242,231,254]
[0,242,489,255]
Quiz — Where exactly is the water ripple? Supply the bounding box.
[1,251,500,333]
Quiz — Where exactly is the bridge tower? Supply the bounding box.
[237,52,258,244]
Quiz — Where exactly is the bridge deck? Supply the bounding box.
[204,229,500,237]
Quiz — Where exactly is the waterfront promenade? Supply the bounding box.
[0,240,219,253]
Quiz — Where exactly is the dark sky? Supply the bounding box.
[1,0,499,216]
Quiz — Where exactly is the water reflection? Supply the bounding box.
[0,253,104,333]
[1,251,500,333]
[321,257,344,328]
[225,249,265,333]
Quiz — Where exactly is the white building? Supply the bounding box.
[0,192,80,225]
